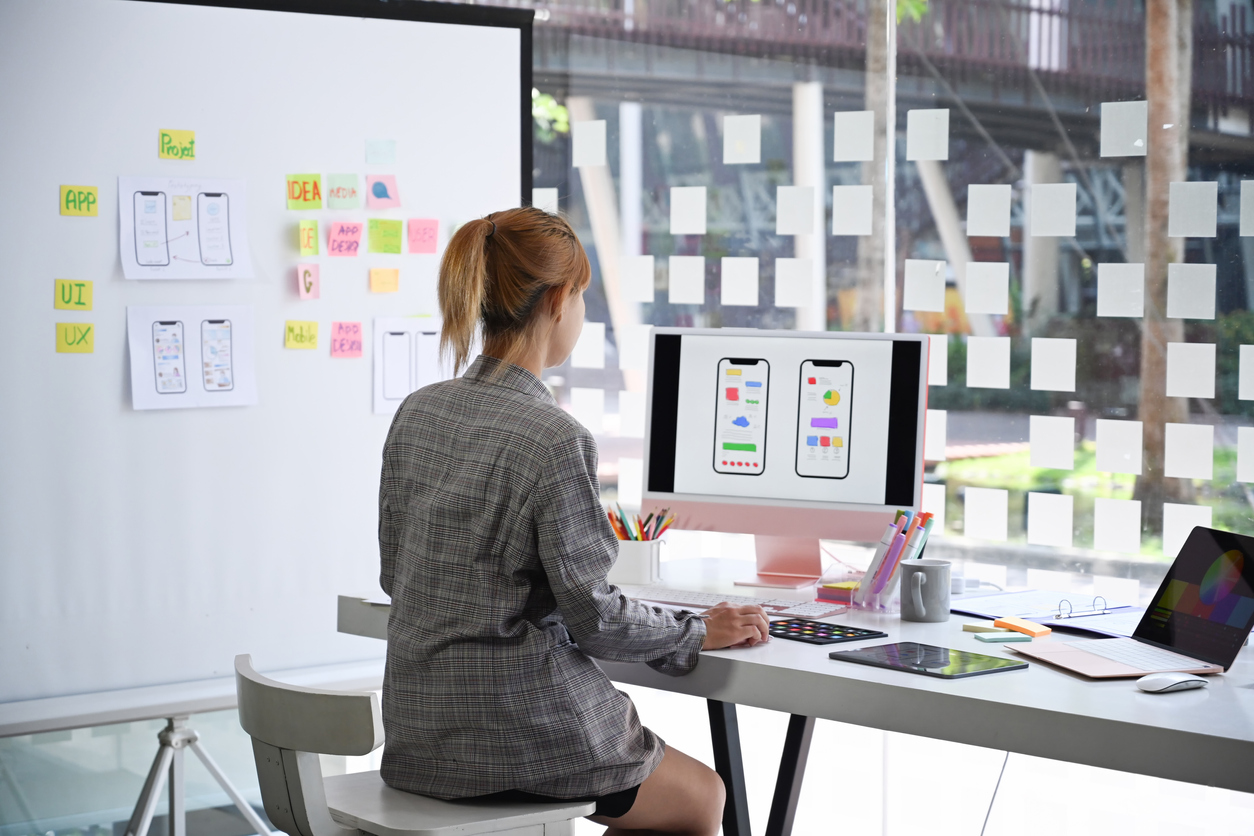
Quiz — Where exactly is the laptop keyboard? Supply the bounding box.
[1077,638,1206,671]
[618,585,847,619]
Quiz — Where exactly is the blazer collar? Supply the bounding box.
[464,354,554,403]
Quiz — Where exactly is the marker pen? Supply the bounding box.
[855,520,903,605]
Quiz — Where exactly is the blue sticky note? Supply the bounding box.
[806,436,819,446]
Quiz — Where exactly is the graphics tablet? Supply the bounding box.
[828,642,1028,679]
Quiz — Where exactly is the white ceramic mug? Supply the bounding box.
[900,559,951,623]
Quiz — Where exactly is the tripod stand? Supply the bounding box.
[124,716,273,836]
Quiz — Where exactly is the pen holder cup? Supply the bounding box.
[608,539,662,585]
[850,573,902,616]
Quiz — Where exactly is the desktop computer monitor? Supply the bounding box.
[642,327,930,588]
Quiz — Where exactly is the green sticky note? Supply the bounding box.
[327,174,360,210]
[368,218,403,254]
[286,174,322,210]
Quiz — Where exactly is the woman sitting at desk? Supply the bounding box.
[378,207,770,836]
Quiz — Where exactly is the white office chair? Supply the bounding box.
[234,655,595,836]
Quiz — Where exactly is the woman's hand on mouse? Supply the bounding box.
[699,603,771,649]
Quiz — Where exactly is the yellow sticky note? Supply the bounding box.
[285,320,318,349]
[368,218,403,254]
[54,279,92,311]
[369,267,399,293]
[286,174,323,210]
[299,219,319,256]
[60,185,97,216]
[158,129,196,160]
[56,322,94,353]
[172,195,192,221]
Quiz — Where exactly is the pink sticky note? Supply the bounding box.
[330,321,363,358]
[327,221,363,256]
[408,218,439,254]
[297,263,320,300]
[366,175,401,209]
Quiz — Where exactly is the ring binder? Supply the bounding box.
[1053,596,1112,619]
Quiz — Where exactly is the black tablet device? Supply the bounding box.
[828,641,1028,679]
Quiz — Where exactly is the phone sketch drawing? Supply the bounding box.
[713,358,769,475]
[197,193,233,265]
[152,321,186,394]
[382,332,412,400]
[134,191,170,266]
[796,360,854,479]
[201,320,234,391]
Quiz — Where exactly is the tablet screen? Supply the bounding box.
[828,642,1028,678]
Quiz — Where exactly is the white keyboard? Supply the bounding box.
[617,585,847,619]
[1076,638,1207,671]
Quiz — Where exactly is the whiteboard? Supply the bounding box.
[0,0,528,703]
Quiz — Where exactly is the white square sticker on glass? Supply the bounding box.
[617,323,652,371]
[1030,183,1077,237]
[831,185,873,236]
[1168,181,1218,238]
[723,115,761,165]
[572,120,607,168]
[1164,423,1214,480]
[1096,263,1145,317]
[532,188,559,214]
[1162,503,1213,558]
[905,109,949,161]
[1166,263,1216,319]
[1094,497,1142,555]
[569,387,604,433]
[668,256,706,305]
[964,262,1009,314]
[776,186,815,235]
[964,487,1008,542]
[928,334,948,386]
[618,457,644,508]
[774,258,812,308]
[902,259,946,312]
[570,321,606,369]
[1095,419,1143,475]
[620,255,655,303]
[619,390,646,438]
[924,409,947,462]
[1100,100,1148,157]
[922,482,946,532]
[966,336,1011,389]
[1242,180,1254,237]
[1030,337,1077,392]
[1166,342,1215,398]
[1241,345,1254,400]
[1027,492,1074,548]
[1239,427,1254,482]
[833,110,875,162]
[721,257,759,306]
[1030,415,1075,470]
[670,187,707,235]
[966,184,1011,238]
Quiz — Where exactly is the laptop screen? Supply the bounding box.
[1135,527,1254,668]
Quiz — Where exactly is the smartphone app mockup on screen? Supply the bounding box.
[152,321,186,394]
[796,359,854,478]
[134,191,170,266]
[197,193,233,265]
[201,320,233,391]
[713,358,769,475]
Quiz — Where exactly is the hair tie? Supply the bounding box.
[487,220,497,237]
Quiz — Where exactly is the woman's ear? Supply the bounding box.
[545,286,566,322]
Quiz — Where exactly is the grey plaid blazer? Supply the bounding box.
[378,355,707,800]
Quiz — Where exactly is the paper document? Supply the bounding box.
[126,306,257,410]
[952,589,1132,621]
[1041,609,1146,638]
[118,177,253,279]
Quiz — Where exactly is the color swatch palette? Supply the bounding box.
[769,619,887,645]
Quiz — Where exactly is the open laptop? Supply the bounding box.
[1014,526,1254,678]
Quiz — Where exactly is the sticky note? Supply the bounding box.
[55,322,93,353]
[618,324,652,371]
[1096,419,1143,475]
[1094,497,1142,554]
[669,255,706,304]
[833,111,874,162]
[1097,263,1145,317]
[619,390,646,437]
[831,185,873,236]
[533,187,559,214]
[571,321,606,369]
[570,387,605,433]
[1030,415,1075,470]
[60,185,97,216]
[408,219,439,255]
[297,263,320,300]
[924,409,947,461]
[158,129,195,160]
[1162,503,1213,558]
[903,259,946,312]
[330,321,363,358]
[366,175,401,210]
[921,482,946,532]
[1240,345,1254,400]
[774,258,811,307]
[906,109,949,161]
[1242,181,1254,236]
[1030,183,1076,236]
[1164,423,1214,480]
[964,487,1008,542]
[54,279,92,311]
[327,174,361,210]
[670,187,707,235]
[573,121,607,168]
[964,622,1011,633]
[286,174,322,210]
[327,221,362,256]
[928,334,948,386]
[368,218,404,254]
[285,320,318,349]
[964,262,1009,314]
[1168,181,1218,238]
[1166,263,1216,319]
[299,220,319,256]
[618,457,644,508]
[621,255,655,303]
[172,194,192,221]
[369,268,399,293]
[1238,427,1254,482]
[721,257,759,306]
[992,616,1051,637]
[776,186,815,235]
[966,336,1011,389]
[723,115,761,164]
[966,185,1011,238]
[1100,101,1148,157]
[1166,342,1215,398]
[1027,492,1074,548]
[365,139,396,164]
[1030,337,1076,392]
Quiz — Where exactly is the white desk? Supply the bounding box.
[338,558,1254,835]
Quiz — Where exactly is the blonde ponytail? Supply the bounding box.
[438,218,495,373]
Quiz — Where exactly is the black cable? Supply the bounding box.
[980,751,1010,836]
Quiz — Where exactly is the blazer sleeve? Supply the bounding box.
[378,444,399,599]
[533,423,706,676]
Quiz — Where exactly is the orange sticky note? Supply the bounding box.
[992,616,1051,638]
[330,321,363,358]
[370,268,399,293]
[408,218,439,254]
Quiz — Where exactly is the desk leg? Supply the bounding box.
[707,699,751,836]
[764,715,814,836]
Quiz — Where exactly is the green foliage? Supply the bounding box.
[898,0,928,24]
[1216,309,1254,418]
[532,88,569,145]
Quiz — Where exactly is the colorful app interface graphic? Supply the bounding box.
[714,359,769,475]
[197,193,233,265]
[796,360,853,478]
[134,191,170,266]
[152,321,186,394]
[201,320,234,391]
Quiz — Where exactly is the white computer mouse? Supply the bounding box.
[1135,672,1210,693]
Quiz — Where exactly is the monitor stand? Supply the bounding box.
[733,535,822,589]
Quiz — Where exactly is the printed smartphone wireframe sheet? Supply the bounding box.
[796,360,853,478]
[713,358,769,475]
